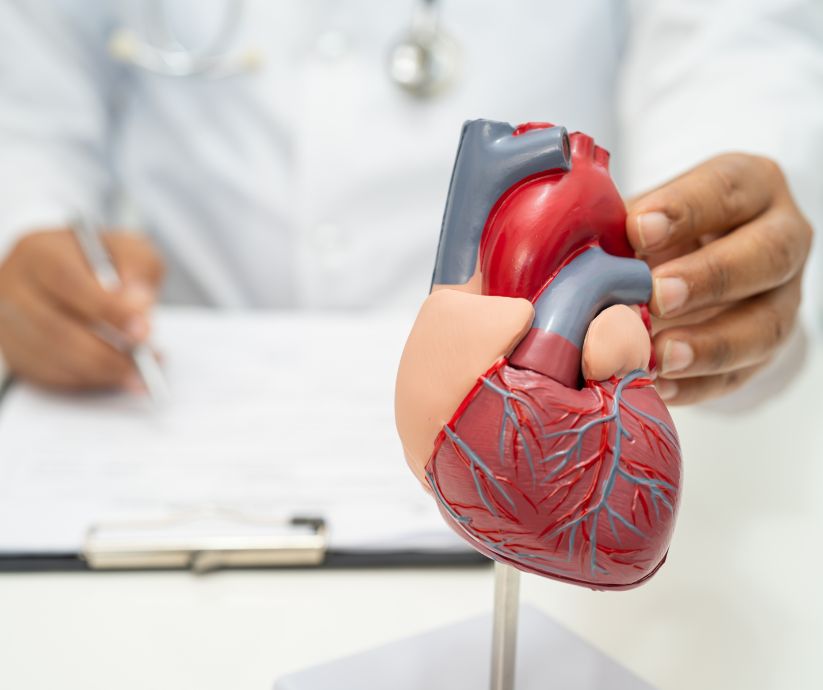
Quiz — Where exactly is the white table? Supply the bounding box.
[1,339,821,690]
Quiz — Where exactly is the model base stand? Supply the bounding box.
[273,564,656,690]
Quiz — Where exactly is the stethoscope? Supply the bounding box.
[387,0,461,98]
[108,0,460,98]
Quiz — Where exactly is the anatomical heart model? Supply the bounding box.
[396,120,682,590]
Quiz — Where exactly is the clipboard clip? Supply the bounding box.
[82,509,327,573]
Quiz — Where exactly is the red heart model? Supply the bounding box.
[399,120,682,590]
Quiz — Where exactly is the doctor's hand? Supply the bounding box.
[0,229,164,391]
[626,154,812,405]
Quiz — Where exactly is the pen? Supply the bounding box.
[71,216,169,403]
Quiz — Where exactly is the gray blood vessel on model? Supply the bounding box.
[431,120,572,288]
[531,247,652,350]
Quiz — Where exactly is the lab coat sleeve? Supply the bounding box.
[0,0,115,259]
[617,0,823,404]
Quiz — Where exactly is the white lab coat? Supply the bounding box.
[0,0,822,324]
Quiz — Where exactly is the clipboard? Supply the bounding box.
[0,508,487,573]
[0,550,486,573]
[78,508,487,572]
[82,511,329,572]
[0,309,488,573]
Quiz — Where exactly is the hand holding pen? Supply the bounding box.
[0,224,165,394]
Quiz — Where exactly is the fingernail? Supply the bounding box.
[123,372,146,394]
[655,379,679,402]
[654,277,689,316]
[125,315,149,342]
[661,340,694,375]
[636,212,672,249]
[123,283,154,309]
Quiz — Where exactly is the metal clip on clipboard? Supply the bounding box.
[82,509,327,573]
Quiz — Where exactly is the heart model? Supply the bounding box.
[396,120,682,590]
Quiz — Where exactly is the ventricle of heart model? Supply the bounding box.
[396,120,682,590]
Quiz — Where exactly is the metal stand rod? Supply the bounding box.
[489,562,521,690]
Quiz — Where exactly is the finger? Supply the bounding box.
[653,276,800,379]
[105,231,165,290]
[642,237,702,269]
[1,337,78,388]
[655,363,765,406]
[627,154,783,253]
[0,293,80,388]
[650,304,729,336]
[31,240,151,341]
[649,205,811,317]
[581,305,650,381]
[15,285,136,389]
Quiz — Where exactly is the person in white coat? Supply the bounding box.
[0,0,820,404]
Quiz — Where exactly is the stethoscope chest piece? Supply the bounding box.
[388,0,461,99]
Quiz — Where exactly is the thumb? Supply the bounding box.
[581,305,651,381]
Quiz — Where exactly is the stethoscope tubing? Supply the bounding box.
[108,0,458,96]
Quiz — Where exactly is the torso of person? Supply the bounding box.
[107,0,627,308]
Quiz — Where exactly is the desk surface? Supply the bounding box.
[1,334,821,690]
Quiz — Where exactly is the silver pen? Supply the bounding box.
[72,216,169,403]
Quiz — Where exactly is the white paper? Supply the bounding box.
[0,308,467,555]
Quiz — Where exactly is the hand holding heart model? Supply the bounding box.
[396,120,682,590]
